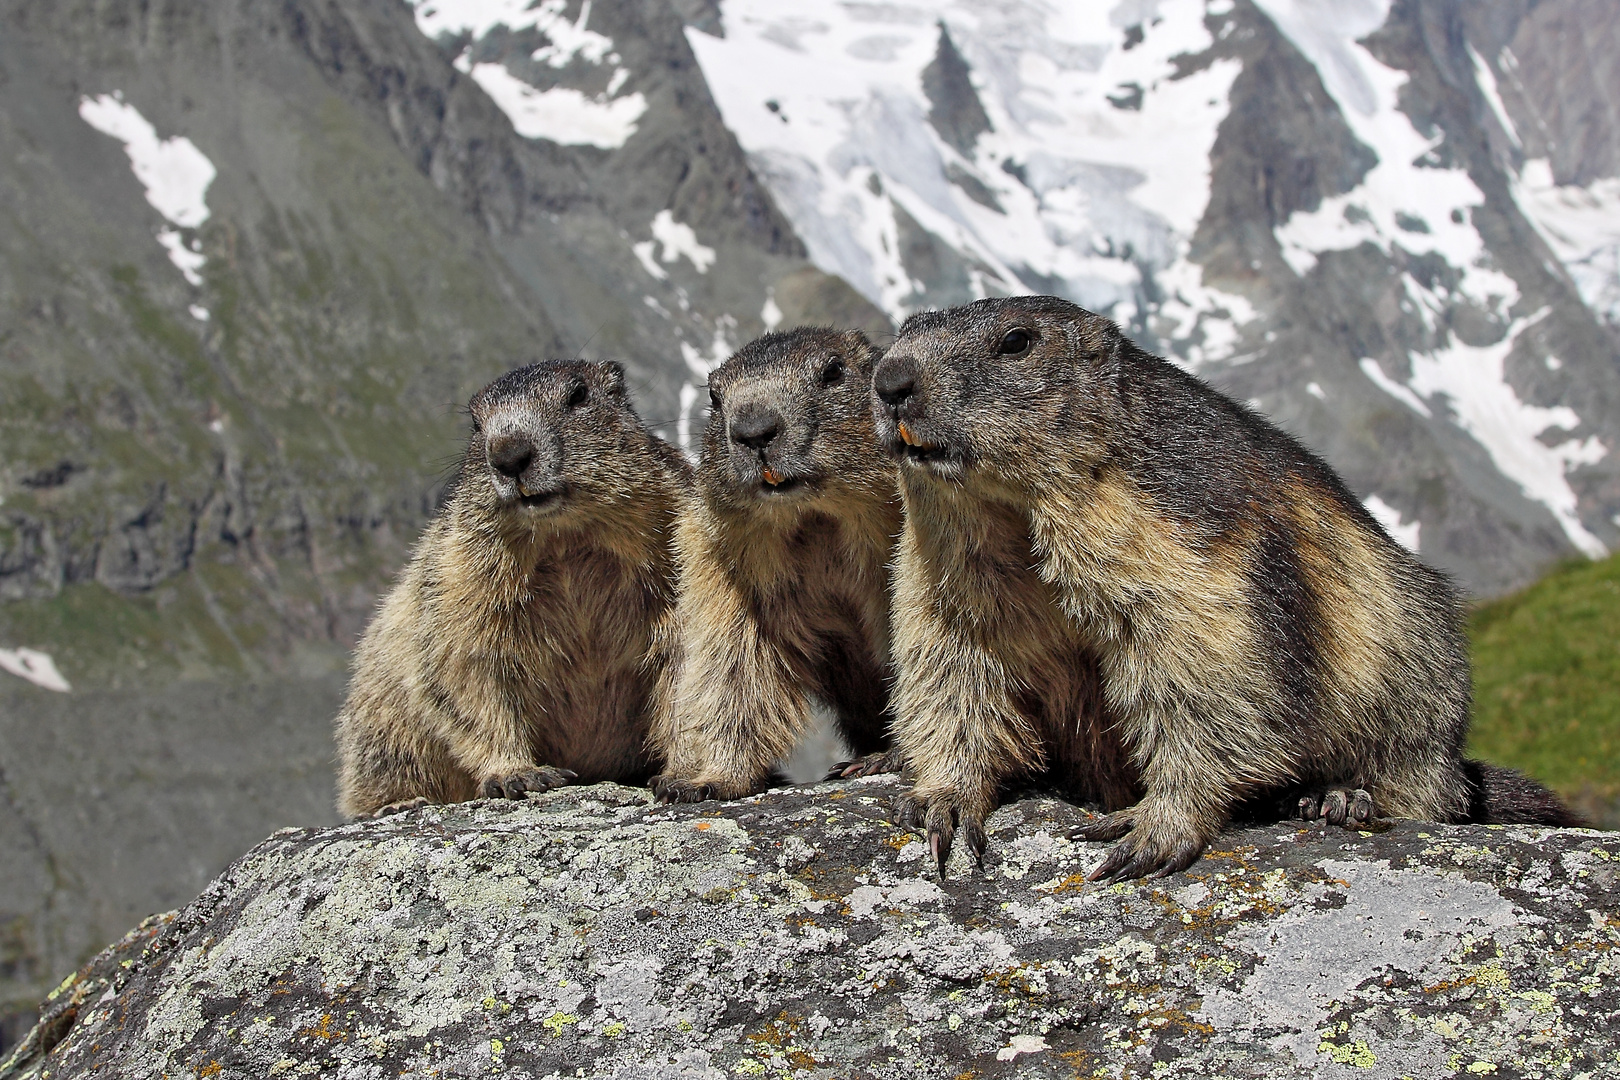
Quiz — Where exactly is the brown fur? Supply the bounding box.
[873,296,1581,879]
[334,360,689,818]
[649,328,903,802]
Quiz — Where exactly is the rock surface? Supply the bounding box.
[4,777,1617,1079]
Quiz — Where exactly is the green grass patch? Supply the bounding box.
[1469,553,1620,826]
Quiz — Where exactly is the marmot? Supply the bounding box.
[335,360,689,818]
[872,296,1583,879]
[649,328,904,802]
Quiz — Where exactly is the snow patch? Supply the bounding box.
[1259,0,1514,312]
[1261,1,1605,558]
[411,0,646,149]
[1404,308,1606,557]
[1468,44,1519,150]
[1306,381,1326,400]
[676,319,738,455]
[1358,357,1432,419]
[648,211,716,273]
[0,648,71,693]
[1513,158,1620,328]
[1363,494,1419,552]
[761,290,783,331]
[189,304,210,322]
[157,230,206,287]
[79,93,215,287]
[688,0,1251,360]
[460,62,646,148]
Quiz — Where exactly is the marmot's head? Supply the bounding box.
[701,328,892,513]
[872,296,1122,483]
[460,360,673,531]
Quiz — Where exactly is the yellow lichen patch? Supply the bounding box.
[882,833,914,851]
[1132,1006,1214,1038]
[197,1062,223,1078]
[602,1021,626,1037]
[296,1014,347,1041]
[983,962,1049,997]
[1470,963,1511,993]
[1317,1038,1377,1067]
[541,1012,578,1037]
[746,1010,820,1070]
[1516,990,1556,1014]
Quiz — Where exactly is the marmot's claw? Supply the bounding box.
[827,749,904,780]
[481,766,575,800]
[893,790,987,875]
[1075,809,1135,843]
[372,796,431,817]
[893,791,926,831]
[1087,827,1206,883]
[926,802,955,874]
[1297,786,1376,827]
[961,817,988,865]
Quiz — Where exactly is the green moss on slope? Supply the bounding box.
[1469,553,1620,826]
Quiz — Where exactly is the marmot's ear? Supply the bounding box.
[599,361,627,395]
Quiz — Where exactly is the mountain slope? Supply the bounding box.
[686,0,1620,597]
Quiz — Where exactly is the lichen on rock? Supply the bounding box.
[3,777,1617,1079]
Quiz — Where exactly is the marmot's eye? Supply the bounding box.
[819,359,845,386]
[998,328,1034,355]
[708,385,722,411]
[565,382,589,410]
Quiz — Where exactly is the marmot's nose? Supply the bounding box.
[730,404,783,450]
[874,357,918,406]
[487,435,534,479]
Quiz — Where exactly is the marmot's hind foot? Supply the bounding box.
[480,766,577,801]
[1297,787,1375,827]
[827,748,905,780]
[373,796,431,817]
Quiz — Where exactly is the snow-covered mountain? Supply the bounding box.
[662,0,1620,595]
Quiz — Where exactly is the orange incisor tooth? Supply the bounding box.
[763,467,783,485]
[898,422,917,447]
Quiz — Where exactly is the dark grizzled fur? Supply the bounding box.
[873,295,1582,880]
[650,328,905,802]
[334,360,690,818]
[1466,762,1589,827]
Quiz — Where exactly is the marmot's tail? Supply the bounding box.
[1464,760,1588,827]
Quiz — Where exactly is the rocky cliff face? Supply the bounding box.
[3,778,1618,1079]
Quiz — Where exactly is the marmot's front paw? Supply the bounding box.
[1297,787,1375,827]
[893,788,988,875]
[480,766,577,800]
[1080,809,1206,882]
[649,774,714,803]
[826,747,906,780]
